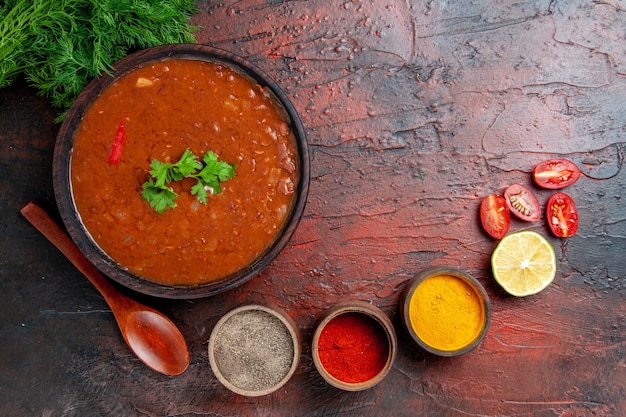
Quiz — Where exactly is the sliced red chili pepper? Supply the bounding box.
[107,119,126,164]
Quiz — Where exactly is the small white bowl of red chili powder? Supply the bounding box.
[311,301,396,391]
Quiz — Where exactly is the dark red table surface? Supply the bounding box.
[1,1,625,416]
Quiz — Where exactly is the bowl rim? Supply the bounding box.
[53,44,310,299]
[311,300,397,391]
[400,266,492,357]
[207,304,301,396]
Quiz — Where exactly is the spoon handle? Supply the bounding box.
[20,201,131,313]
[21,201,190,376]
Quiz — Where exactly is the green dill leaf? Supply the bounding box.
[0,0,198,121]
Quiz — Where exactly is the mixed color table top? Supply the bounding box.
[1,1,625,416]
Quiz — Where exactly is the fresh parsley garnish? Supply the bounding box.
[141,178,179,214]
[141,149,236,213]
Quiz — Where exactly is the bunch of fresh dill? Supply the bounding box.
[0,0,197,121]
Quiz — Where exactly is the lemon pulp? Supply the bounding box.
[491,230,556,296]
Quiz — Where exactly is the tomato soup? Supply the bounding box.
[70,58,299,286]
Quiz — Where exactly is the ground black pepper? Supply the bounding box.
[212,309,295,392]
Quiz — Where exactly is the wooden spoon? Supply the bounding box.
[21,201,190,376]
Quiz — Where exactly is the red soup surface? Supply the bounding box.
[70,58,299,286]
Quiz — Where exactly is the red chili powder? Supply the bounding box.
[317,312,390,384]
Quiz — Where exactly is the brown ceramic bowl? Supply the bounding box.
[53,44,309,299]
[208,304,300,396]
[311,301,396,391]
[400,267,491,356]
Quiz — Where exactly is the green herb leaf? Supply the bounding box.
[0,0,198,122]
[203,151,237,182]
[194,151,237,195]
[190,180,208,204]
[148,149,202,187]
[141,178,178,214]
[148,160,174,187]
[173,148,202,178]
[142,149,236,213]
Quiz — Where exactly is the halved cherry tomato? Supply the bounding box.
[480,195,510,239]
[533,159,581,189]
[504,183,541,222]
[547,192,578,237]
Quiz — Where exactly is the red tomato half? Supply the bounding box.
[533,159,581,189]
[480,195,510,239]
[547,192,578,237]
[504,184,541,222]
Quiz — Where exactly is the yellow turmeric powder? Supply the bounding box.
[409,274,485,352]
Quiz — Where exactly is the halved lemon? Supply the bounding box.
[491,230,556,296]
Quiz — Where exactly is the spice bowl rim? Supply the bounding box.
[207,304,301,397]
[311,300,397,391]
[400,266,491,357]
[53,43,310,299]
